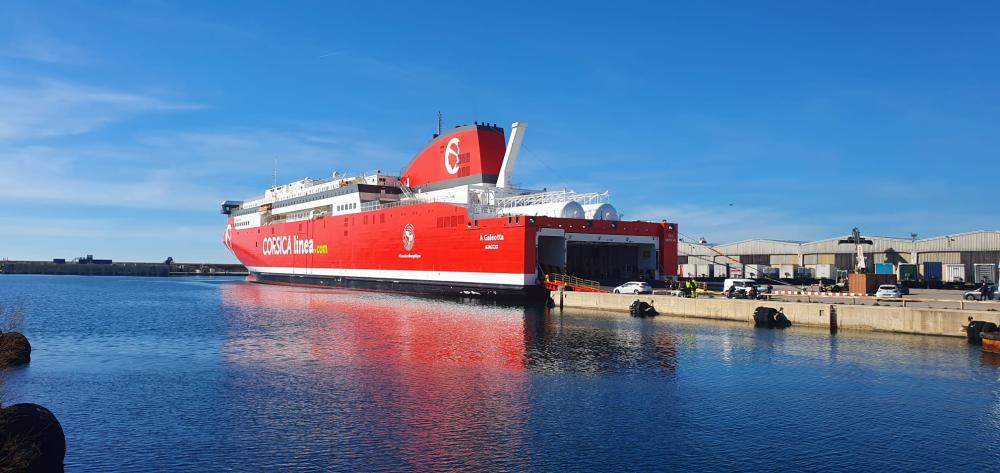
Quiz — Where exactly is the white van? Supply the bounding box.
[724,278,760,297]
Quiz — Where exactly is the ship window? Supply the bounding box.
[515,216,520,223]
[450,216,458,227]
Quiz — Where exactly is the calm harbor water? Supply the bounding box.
[2,274,1000,471]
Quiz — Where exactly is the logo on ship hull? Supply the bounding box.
[402,224,415,251]
[444,138,461,175]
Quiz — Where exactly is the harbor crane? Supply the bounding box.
[838,228,874,273]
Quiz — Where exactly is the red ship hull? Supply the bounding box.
[226,202,677,298]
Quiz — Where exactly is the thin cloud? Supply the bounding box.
[0,125,409,211]
[1,34,90,64]
[0,79,203,140]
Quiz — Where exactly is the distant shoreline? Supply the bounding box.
[0,260,247,277]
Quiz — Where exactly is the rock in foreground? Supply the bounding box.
[0,403,65,472]
[0,332,31,367]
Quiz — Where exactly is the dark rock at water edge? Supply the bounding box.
[0,332,31,367]
[0,403,65,472]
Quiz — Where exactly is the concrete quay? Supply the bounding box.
[557,291,1000,338]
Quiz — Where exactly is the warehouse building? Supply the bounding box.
[678,230,1000,285]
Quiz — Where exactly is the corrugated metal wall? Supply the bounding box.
[740,254,769,265]
[917,252,961,264]
[769,254,798,265]
[713,240,802,255]
[835,253,856,270]
[680,232,1000,278]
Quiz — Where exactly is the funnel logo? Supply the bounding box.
[402,224,415,251]
[444,138,461,175]
[224,224,233,249]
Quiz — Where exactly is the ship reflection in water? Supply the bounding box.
[219,283,679,471]
[220,282,680,374]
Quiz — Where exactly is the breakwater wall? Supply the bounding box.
[558,291,1000,338]
[0,261,247,277]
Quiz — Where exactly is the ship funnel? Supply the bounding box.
[497,122,527,188]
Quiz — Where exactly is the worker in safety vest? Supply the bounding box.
[689,278,698,298]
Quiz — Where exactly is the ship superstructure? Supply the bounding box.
[222,121,678,297]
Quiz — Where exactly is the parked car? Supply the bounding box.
[964,285,997,301]
[723,278,764,298]
[614,281,653,294]
[875,284,902,299]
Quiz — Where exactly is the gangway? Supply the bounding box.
[544,273,605,293]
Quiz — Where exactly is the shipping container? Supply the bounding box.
[922,262,943,282]
[815,264,837,280]
[875,263,894,275]
[898,263,918,282]
[52,258,66,264]
[779,264,798,279]
[848,273,897,295]
[796,267,814,279]
[944,264,966,283]
[973,263,997,284]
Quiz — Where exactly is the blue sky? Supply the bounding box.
[1,1,997,262]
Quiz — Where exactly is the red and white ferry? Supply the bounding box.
[222,121,678,298]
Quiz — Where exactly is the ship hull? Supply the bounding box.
[226,201,677,299]
[251,271,549,299]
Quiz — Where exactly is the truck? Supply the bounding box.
[922,262,943,283]
[898,263,918,282]
[875,263,894,275]
[815,264,837,281]
[974,263,997,284]
[944,264,966,283]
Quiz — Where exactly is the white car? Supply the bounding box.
[723,278,762,297]
[875,284,902,299]
[614,281,653,294]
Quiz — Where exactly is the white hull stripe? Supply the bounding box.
[246,266,535,287]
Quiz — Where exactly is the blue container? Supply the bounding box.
[875,263,894,275]
[923,262,942,281]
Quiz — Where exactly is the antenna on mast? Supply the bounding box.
[435,111,442,138]
[272,159,277,190]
